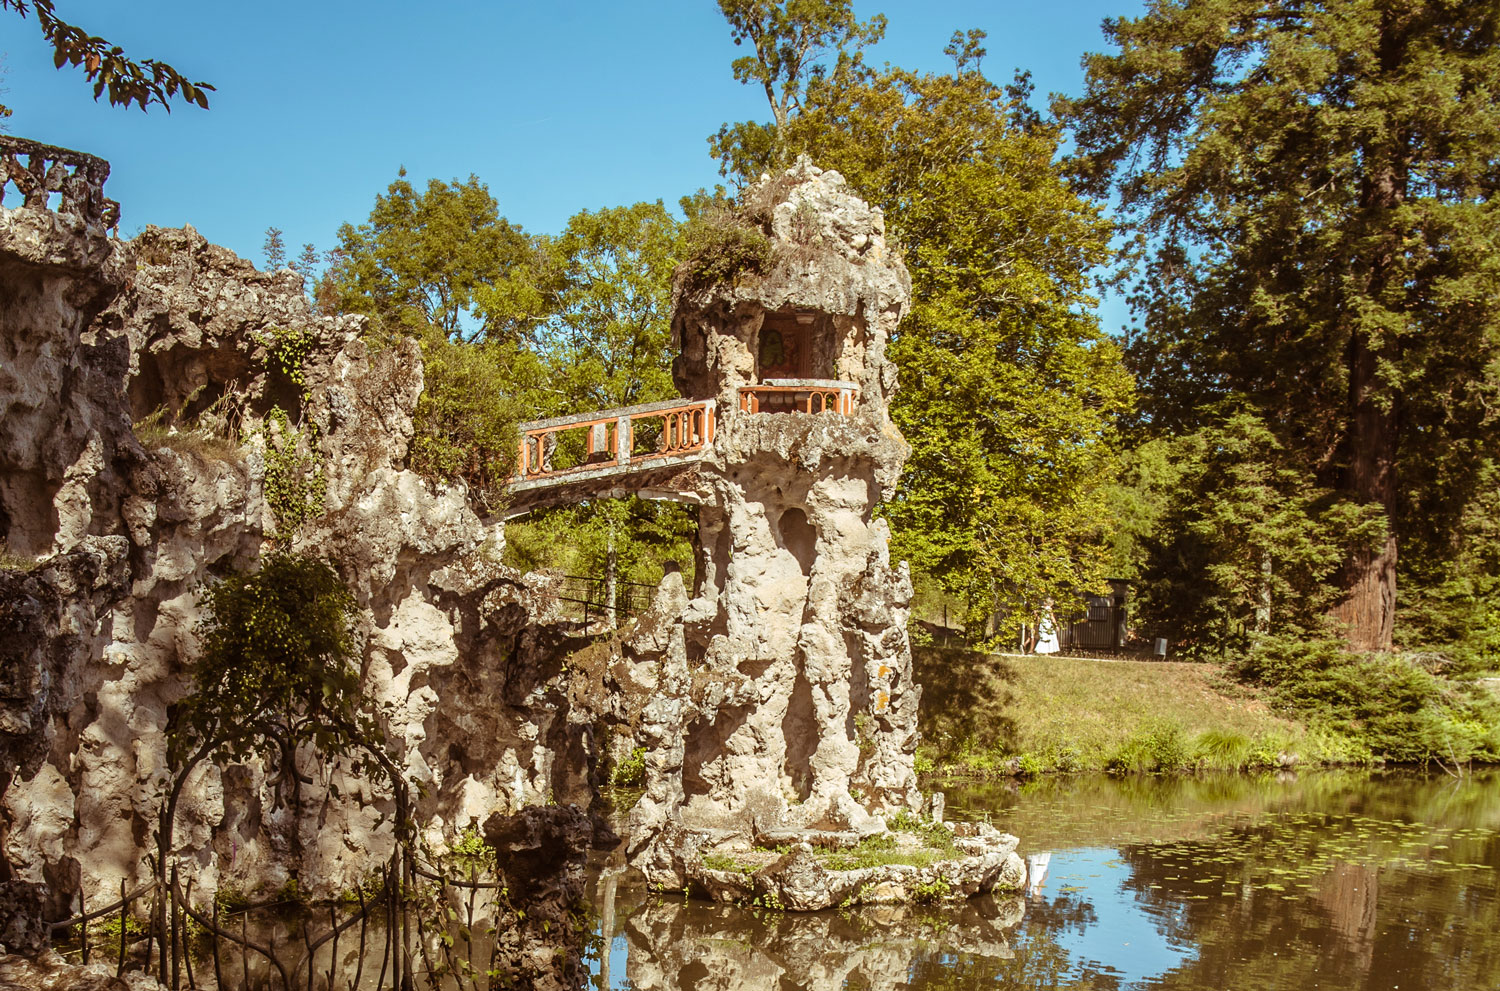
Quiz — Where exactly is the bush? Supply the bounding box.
[1235,634,1500,764]
[409,332,532,512]
[676,207,772,292]
[611,746,646,788]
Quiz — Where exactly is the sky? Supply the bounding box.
[2,0,1144,329]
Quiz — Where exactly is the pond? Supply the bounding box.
[587,769,1500,990]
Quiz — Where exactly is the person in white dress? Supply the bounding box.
[1035,598,1061,655]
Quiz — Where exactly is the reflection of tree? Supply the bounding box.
[1112,785,1500,991]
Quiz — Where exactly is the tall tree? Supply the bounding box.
[536,201,683,413]
[326,170,556,343]
[324,172,557,507]
[262,226,287,271]
[716,26,1135,640]
[710,0,885,176]
[1063,1,1500,652]
[507,202,695,597]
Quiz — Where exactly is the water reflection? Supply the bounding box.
[593,770,1500,990]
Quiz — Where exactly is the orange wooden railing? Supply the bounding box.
[738,379,860,416]
[516,398,716,480]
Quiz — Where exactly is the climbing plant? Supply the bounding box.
[260,407,325,538]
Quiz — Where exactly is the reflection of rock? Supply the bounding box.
[483,805,593,991]
[0,950,167,991]
[622,892,1026,990]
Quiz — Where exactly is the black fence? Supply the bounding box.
[50,853,513,991]
[545,574,657,631]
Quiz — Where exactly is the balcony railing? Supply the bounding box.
[0,135,119,228]
[516,398,716,480]
[738,378,859,416]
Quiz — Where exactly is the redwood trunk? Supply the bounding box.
[1331,11,1408,653]
[1331,331,1398,651]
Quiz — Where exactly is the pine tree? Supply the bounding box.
[262,226,286,271]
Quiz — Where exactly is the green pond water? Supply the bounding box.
[587,769,1500,990]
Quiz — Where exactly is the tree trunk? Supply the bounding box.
[1331,330,1398,651]
[1332,10,1408,653]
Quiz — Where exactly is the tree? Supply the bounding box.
[0,0,211,114]
[291,242,320,282]
[1062,0,1500,652]
[710,0,885,175]
[536,201,683,413]
[716,27,1135,641]
[326,170,556,343]
[262,226,286,270]
[507,202,695,597]
[161,554,404,976]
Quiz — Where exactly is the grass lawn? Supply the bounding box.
[913,647,1348,775]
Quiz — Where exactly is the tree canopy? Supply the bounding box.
[1062,0,1500,653]
[714,21,1135,640]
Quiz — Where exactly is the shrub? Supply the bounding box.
[676,207,772,292]
[611,746,646,788]
[409,332,530,513]
[1193,729,1252,769]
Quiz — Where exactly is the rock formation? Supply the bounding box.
[0,143,607,918]
[623,159,925,886]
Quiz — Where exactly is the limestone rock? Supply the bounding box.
[630,157,924,886]
[0,197,607,911]
[0,952,167,991]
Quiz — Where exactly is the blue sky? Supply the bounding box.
[3,0,1143,329]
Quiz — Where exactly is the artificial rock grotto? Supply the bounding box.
[0,140,1022,975]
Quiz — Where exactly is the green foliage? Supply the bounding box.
[263,227,287,270]
[676,205,773,292]
[701,853,758,876]
[263,324,314,395]
[911,877,952,904]
[1236,635,1500,764]
[259,408,326,538]
[172,553,391,796]
[611,746,646,788]
[325,171,557,343]
[0,0,211,114]
[1122,413,1387,656]
[711,0,886,170]
[814,830,956,872]
[715,29,1135,644]
[541,201,683,410]
[444,827,498,876]
[408,331,533,510]
[1106,722,1192,775]
[1064,0,1500,651]
[504,496,696,592]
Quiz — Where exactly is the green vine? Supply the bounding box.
[263,324,315,396]
[260,406,325,537]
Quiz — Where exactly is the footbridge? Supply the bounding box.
[503,380,859,515]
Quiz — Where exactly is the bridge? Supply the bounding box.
[503,380,859,515]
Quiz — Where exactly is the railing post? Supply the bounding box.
[616,416,631,464]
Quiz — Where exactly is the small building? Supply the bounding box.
[1058,579,1131,654]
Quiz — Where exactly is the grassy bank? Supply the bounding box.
[914,648,1374,776]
